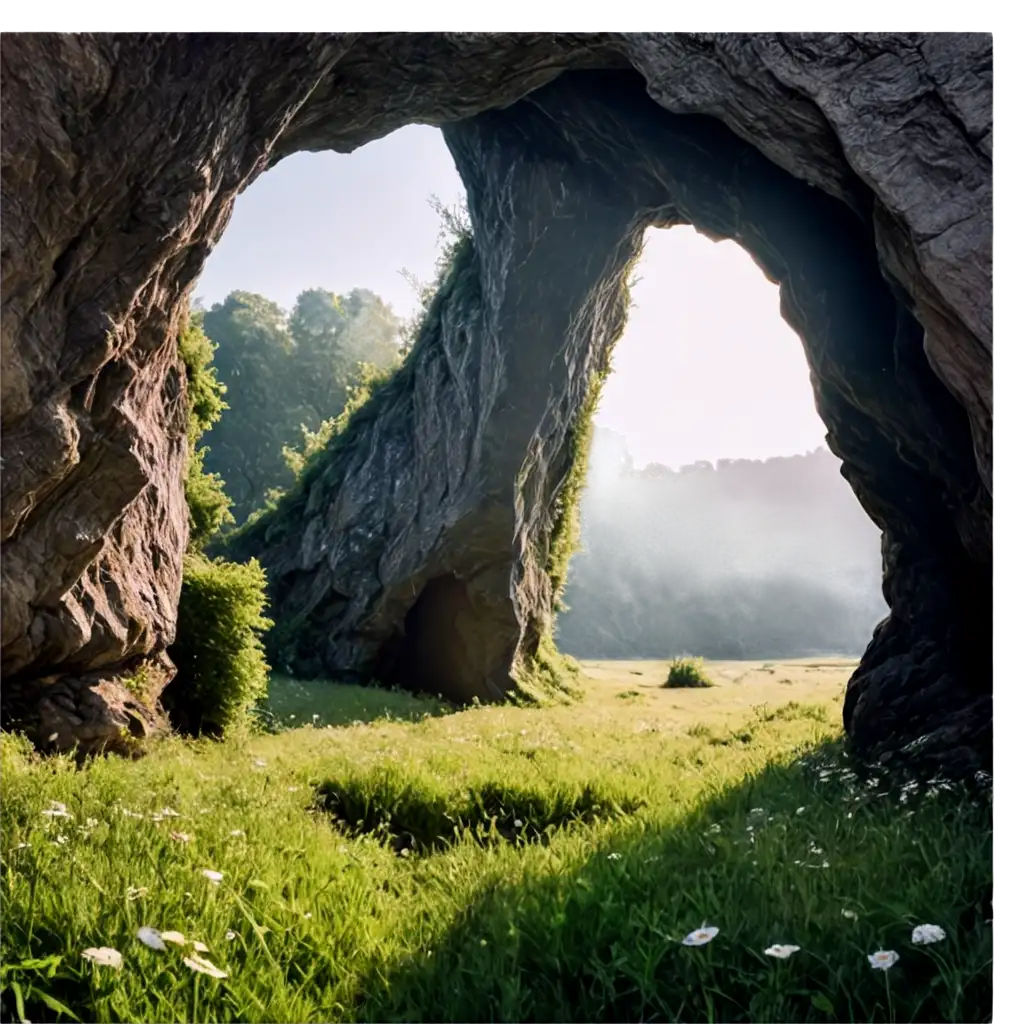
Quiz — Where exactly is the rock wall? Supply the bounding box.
[1,34,990,771]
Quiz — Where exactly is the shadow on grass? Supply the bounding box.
[314,776,643,856]
[354,740,992,1024]
[257,673,456,730]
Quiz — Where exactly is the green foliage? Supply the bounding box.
[178,312,227,444]
[0,673,991,1023]
[665,656,715,689]
[398,194,472,355]
[226,199,478,570]
[198,287,402,523]
[281,362,398,482]
[178,313,234,549]
[162,553,272,736]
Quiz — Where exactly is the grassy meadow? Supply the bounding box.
[1,660,992,1023]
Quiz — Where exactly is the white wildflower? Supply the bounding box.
[136,927,166,951]
[682,925,719,946]
[41,802,72,820]
[842,909,859,921]
[868,949,899,970]
[765,944,800,959]
[169,831,191,843]
[607,853,622,861]
[252,759,267,768]
[126,886,149,901]
[201,869,223,884]
[513,819,523,828]
[911,923,946,945]
[82,947,122,969]
[225,930,237,941]
[228,829,245,837]
[183,954,229,979]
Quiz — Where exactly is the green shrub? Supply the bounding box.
[178,311,234,549]
[665,656,714,689]
[163,553,272,736]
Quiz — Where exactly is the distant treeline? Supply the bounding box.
[555,430,888,660]
[193,280,887,666]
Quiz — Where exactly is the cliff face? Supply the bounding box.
[1,34,991,772]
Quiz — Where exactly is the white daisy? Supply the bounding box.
[682,925,719,946]
[911,923,946,945]
[136,927,167,951]
[765,944,800,958]
[868,949,899,970]
[183,955,229,979]
[82,947,123,969]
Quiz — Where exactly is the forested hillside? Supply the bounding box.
[556,430,887,660]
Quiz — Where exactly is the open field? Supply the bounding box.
[1,660,991,1023]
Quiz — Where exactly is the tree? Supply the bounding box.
[200,292,297,522]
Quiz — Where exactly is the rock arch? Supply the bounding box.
[1,34,991,773]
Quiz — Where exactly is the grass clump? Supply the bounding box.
[665,656,715,689]
[162,553,272,736]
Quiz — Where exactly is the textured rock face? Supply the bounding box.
[1,34,990,770]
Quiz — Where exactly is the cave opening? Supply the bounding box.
[1,41,990,773]
[199,70,989,769]
[554,222,889,665]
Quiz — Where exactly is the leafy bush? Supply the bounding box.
[665,656,715,689]
[178,312,233,549]
[163,553,272,736]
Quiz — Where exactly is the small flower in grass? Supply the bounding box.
[42,801,72,819]
[229,829,245,837]
[842,909,859,921]
[183,954,229,979]
[126,885,149,901]
[303,912,312,919]
[513,819,523,828]
[796,806,806,815]
[911,924,946,945]
[170,831,191,843]
[682,925,719,946]
[287,786,299,793]
[253,759,267,768]
[201,869,223,884]
[82,947,122,969]
[136,927,167,951]
[192,940,210,953]
[868,949,899,970]
[225,930,237,941]
[607,853,622,861]
[160,931,187,946]
[159,807,181,818]
[765,944,800,959]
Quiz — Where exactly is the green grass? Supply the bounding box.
[666,656,715,689]
[1,673,991,1023]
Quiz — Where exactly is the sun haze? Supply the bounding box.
[198,125,826,467]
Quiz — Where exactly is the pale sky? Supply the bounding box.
[198,125,826,469]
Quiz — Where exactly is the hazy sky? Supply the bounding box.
[198,125,826,469]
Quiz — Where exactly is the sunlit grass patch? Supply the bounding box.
[1,668,991,1023]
